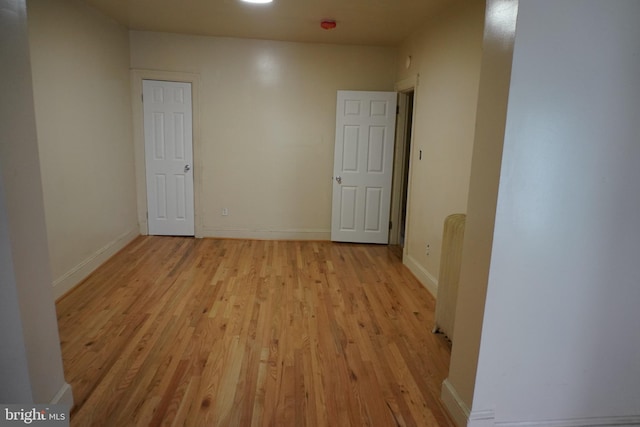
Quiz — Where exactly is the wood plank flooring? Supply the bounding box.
[56,236,454,426]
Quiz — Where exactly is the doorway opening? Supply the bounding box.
[390,89,415,252]
[399,91,414,247]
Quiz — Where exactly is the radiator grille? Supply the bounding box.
[433,213,466,341]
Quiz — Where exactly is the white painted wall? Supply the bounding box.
[467,0,640,424]
[0,0,72,405]
[28,0,138,299]
[129,31,397,240]
[0,166,32,403]
[394,1,485,295]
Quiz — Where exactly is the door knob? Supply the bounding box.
[184,164,191,173]
[335,176,342,184]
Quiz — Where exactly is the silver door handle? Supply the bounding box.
[184,164,191,173]
[335,176,342,184]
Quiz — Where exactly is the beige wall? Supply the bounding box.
[441,0,518,424]
[129,32,397,239]
[28,0,138,299]
[395,1,485,294]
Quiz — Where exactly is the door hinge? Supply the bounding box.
[389,221,393,230]
[146,211,148,220]
[396,105,399,115]
[141,93,144,102]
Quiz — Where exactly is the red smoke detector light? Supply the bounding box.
[321,20,337,30]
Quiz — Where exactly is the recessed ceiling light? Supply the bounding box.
[241,0,273,3]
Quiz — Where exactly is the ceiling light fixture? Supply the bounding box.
[241,0,273,3]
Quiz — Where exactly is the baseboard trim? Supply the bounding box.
[462,404,640,427]
[201,227,330,241]
[468,409,497,427]
[49,382,73,408]
[496,415,640,427]
[403,253,438,297]
[52,228,139,300]
[441,379,471,427]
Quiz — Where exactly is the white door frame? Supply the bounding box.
[390,75,419,253]
[131,69,202,237]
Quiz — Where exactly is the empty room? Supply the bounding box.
[2,0,640,426]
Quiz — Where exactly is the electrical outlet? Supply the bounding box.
[222,208,228,216]
[426,243,430,256]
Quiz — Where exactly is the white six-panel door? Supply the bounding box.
[331,91,397,244]
[143,80,194,236]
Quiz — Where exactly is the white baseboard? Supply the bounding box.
[200,226,330,241]
[442,379,471,427]
[49,382,73,408]
[468,409,497,427]
[496,416,640,427]
[403,253,438,297]
[52,228,139,300]
[456,397,640,427]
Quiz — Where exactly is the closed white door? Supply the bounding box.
[143,80,194,236]
[331,91,397,244]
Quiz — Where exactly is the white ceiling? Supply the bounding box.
[78,0,455,46]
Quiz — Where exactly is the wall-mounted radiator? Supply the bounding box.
[433,213,466,342]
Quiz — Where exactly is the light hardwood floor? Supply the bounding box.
[56,236,454,426]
